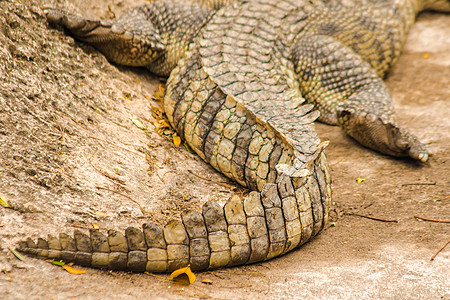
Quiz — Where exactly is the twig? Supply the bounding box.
[88,136,145,158]
[187,169,235,189]
[344,213,398,223]
[430,239,450,261]
[96,186,156,219]
[90,161,127,186]
[52,114,66,141]
[401,181,436,186]
[155,171,166,184]
[144,272,171,282]
[414,216,450,223]
[95,186,175,223]
[330,157,345,167]
[325,208,339,230]
[107,5,116,19]
[59,111,88,130]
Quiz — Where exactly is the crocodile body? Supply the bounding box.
[18,0,449,272]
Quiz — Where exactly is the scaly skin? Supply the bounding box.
[17,0,448,272]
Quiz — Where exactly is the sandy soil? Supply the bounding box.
[0,0,448,299]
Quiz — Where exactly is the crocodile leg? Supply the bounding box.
[43,1,215,76]
[292,31,430,161]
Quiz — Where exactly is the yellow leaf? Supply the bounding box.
[153,84,165,101]
[158,119,170,128]
[89,210,109,218]
[355,177,366,184]
[92,223,99,229]
[62,265,86,275]
[151,119,161,130]
[423,53,430,59]
[170,265,196,285]
[150,104,160,115]
[0,195,10,208]
[201,278,213,285]
[172,134,181,146]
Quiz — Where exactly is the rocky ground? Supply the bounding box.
[0,0,448,299]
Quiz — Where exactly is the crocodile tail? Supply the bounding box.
[17,145,330,273]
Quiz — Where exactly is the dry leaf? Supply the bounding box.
[63,265,86,275]
[355,178,366,184]
[150,104,162,115]
[92,223,100,229]
[170,265,196,285]
[201,278,213,285]
[158,119,171,128]
[153,84,165,101]
[172,133,181,146]
[0,195,10,208]
[89,210,109,218]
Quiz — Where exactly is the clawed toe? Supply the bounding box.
[406,141,430,162]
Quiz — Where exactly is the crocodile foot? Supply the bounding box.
[42,4,164,68]
[337,107,429,162]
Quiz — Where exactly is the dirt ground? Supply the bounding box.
[0,0,448,299]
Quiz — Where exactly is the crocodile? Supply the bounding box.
[17,0,449,273]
